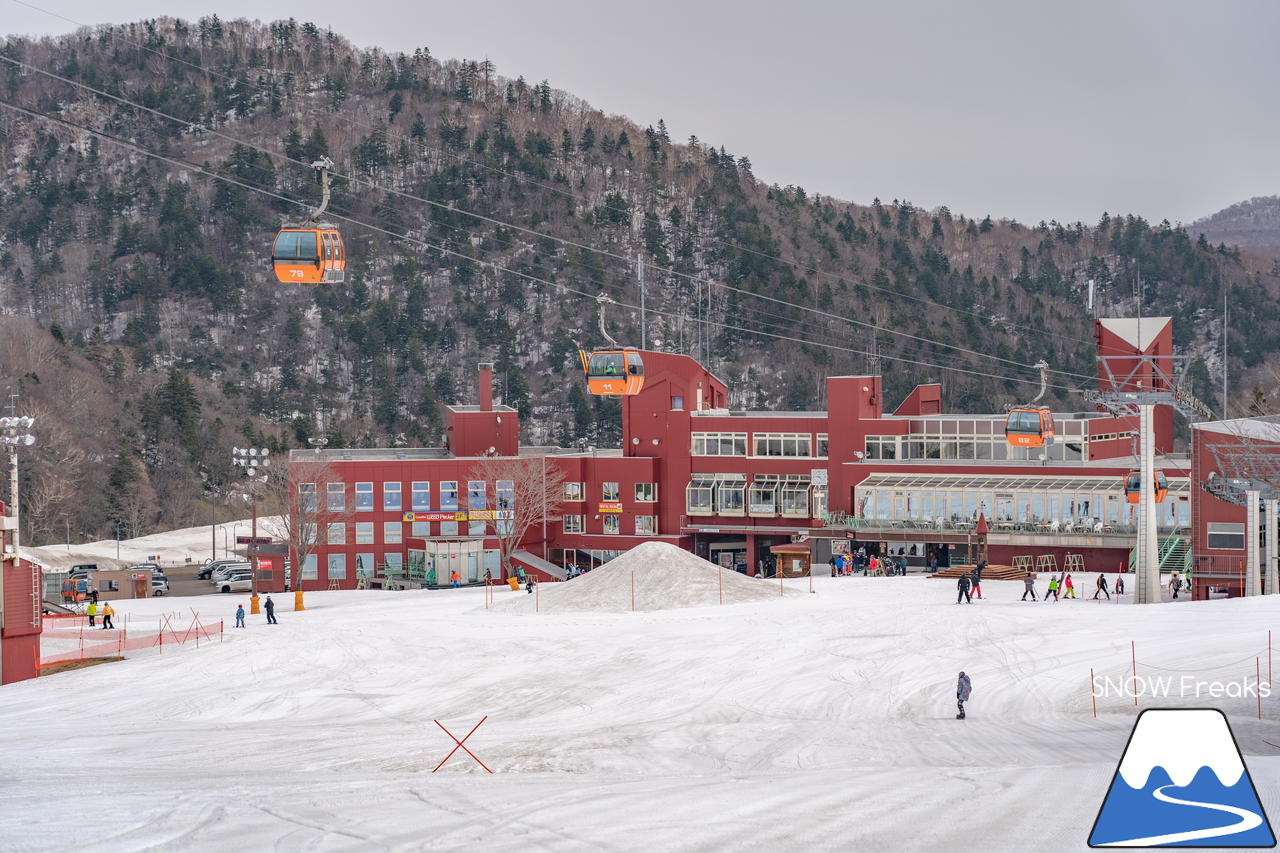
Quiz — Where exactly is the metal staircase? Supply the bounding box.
[1129,536,1189,575]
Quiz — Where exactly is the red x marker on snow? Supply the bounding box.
[432,716,492,773]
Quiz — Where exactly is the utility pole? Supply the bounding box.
[1223,289,1229,418]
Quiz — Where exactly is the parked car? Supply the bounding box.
[217,576,252,593]
[151,577,169,596]
[198,559,240,580]
[211,563,251,582]
[68,563,99,580]
[130,563,167,582]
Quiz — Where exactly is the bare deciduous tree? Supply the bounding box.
[261,452,354,586]
[470,454,567,579]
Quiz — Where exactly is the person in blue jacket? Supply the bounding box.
[235,604,245,628]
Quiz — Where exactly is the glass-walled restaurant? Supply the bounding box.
[865,417,1094,462]
[853,473,1190,531]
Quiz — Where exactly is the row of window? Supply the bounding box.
[692,433,830,458]
[904,418,1088,437]
[866,436,1085,462]
[564,482,657,502]
[854,488,1190,526]
[685,475,829,519]
[299,480,515,513]
[562,515,657,536]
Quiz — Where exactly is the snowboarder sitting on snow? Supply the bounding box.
[957,572,972,604]
[956,671,972,719]
[1021,572,1038,601]
[525,578,535,594]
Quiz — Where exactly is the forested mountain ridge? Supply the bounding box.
[0,15,1277,545]
[1189,196,1280,260]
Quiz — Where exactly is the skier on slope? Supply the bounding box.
[956,671,972,719]
[1094,574,1110,600]
[1021,572,1038,601]
[957,571,972,604]
[1045,574,1060,602]
[971,561,985,599]
[1063,572,1076,599]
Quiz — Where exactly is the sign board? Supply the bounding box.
[130,572,147,579]
[599,502,624,514]
[236,536,271,545]
[403,512,469,522]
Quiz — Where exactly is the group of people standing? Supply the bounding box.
[831,548,908,577]
[1023,572,1120,601]
[85,599,114,628]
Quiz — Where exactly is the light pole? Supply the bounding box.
[221,526,230,559]
[0,412,35,686]
[232,522,242,558]
[114,521,121,561]
[233,447,270,613]
[62,513,69,551]
[297,437,329,612]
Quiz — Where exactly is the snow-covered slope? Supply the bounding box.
[3,576,1280,852]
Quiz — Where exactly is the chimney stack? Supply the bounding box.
[478,362,493,411]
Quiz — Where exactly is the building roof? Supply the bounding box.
[1097,317,1171,352]
[1193,417,1280,442]
[851,471,1191,495]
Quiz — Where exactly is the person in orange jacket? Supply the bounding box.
[100,602,115,629]
[450,569,460,588]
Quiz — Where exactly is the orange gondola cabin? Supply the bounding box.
[1004,408,1055,448]
[1125,470,1169,504]
[272,227,345,285]
[580,349,645,396]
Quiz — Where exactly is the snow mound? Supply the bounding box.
[489,541,806,614]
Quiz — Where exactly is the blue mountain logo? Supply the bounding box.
[1090,709,1275,847]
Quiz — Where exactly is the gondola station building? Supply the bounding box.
[292,317,1260,592]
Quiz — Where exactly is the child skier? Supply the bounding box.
[1045,574,1060,602]
[1063,573,1076,599]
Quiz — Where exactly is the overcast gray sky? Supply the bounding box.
[6,0,1278,226]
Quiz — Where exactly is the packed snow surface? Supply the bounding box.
[492,541,804,613]
[4,570,1280,852]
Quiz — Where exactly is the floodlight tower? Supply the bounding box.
[0,413,35,684]
[232,446,270,613]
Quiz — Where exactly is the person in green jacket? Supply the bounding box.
[86,600,97,627]
[1045,574,1060,602]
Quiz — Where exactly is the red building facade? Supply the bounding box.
[295,318,1202,588]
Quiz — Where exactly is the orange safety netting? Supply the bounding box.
[40,609,223,667]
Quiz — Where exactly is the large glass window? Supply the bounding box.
[355,522,374,544]
[635,483,657,502]
[635,515,656,536]
[327,523,346,545]
[781,478,811,517]
[717,475,746,515]
[298,483,317,512]
[564,482,584,501]
[692,433,748,456]
[355,482,374,511]
[496,480,514,510]
[750,477,779,516]
[563,515,584,534]
[812,486,828,519]
[440,482,459,511]
[602,482,620,501]
[327,482,346,511]
[468,481,487,510]
[440,520,459,536]
[412,481,431,511]
[603,515,620,534]
[412,521,430,537]
[383,553,404,574]
[384,522,402,544]
[1207,523,1245,549]
[755,433,812,457]
[816,434,829,458]
[687,477,714,514]
[383,482,402,512]
[355,553,375,577]
[327,553,346,579]
[301,553,318,580]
